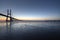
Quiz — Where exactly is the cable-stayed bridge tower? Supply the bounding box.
[6,9,12,22]
[0,9,20,21]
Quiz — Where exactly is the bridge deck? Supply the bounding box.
[0,13,18,20]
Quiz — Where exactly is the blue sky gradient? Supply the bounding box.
[0,0,60,20]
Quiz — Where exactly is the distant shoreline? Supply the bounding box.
[0,20,60,22]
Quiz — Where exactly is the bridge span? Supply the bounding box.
[0,9,19,21]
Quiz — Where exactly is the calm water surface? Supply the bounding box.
[0,21,60,40]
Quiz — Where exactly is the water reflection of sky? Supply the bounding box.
[0,22,60,40]
[0,22,60,33]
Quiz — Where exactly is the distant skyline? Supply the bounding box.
[0,0,60,20]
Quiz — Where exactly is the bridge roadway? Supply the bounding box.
[0,13,19,20]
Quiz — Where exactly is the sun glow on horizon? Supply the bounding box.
[0,17,60,21]
[14,17,60,20]
[19,18,48,20]
[0,17,10,21]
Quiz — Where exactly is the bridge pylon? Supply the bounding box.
[6,9,12,22]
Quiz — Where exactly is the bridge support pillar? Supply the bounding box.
[6,9,12,22]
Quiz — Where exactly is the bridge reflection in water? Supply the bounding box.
[6,21,12,33]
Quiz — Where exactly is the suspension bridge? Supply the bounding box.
[0,9,20,21]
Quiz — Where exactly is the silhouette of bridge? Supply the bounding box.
[0,9,19,21]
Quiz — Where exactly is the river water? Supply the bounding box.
[0,21,60,40]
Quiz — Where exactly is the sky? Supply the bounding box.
[0,0,60,20]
